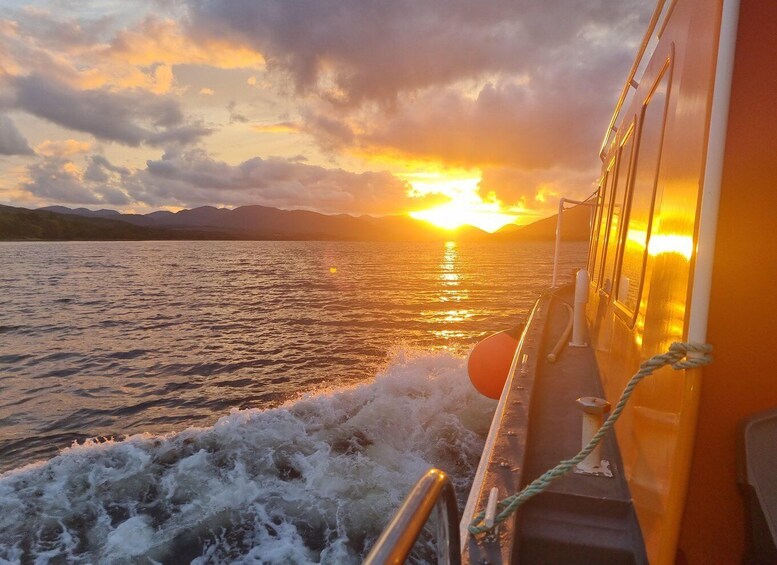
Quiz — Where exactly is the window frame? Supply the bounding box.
[597,118,637,295]
[589,160,615,285]
[613,57,674,327]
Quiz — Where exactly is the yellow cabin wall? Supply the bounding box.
[587,1,723,562]
[679,0,777,562]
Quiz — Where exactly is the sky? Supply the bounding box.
[0,0,652,230]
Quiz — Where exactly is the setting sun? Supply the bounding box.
[410,202,517,232]
[405,173,519,232]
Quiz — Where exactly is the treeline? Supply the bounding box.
[0,205,235,241]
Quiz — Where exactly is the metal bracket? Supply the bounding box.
[575,459,613,478]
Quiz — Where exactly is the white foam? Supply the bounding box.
[104,515,154,557]
[0,348,496,563]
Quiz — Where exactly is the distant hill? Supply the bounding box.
[0,205,236,241]
[495,202,592,241]
[1,202,593,242]
[26,204,492,241]
[38,206,124,219]
[112,204,491,241]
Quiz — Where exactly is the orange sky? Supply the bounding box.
[0,0,652,230]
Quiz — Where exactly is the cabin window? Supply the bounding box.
[615,63,671,316]
[599,122,635,294]
[590,163,615,285]
[587,176,605,276]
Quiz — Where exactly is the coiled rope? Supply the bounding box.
[468,341,713,535]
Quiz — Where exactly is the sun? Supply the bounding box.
[404,173,519,233]
[410,202,517,232]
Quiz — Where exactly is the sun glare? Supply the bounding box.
[411,203,517,233]
[404,173,518,233]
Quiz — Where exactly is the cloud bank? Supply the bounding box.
[19,149,412,214]
[12,74,210,148]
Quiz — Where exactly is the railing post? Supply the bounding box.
[551,199,564,288]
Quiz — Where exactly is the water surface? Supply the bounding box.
[0,240,586,562]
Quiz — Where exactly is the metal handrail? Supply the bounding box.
[364,468,461,565]
[551,197,597,288]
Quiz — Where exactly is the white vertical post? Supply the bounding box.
[570,269,589,347]
[484,487,499,529]
[551,199,564,288]
[687,0,740,347]
[576,396,612,476]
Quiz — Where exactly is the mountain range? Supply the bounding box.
[0,203,592,241]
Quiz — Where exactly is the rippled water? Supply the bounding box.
[0,240,586,563]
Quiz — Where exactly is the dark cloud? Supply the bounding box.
[18,149,411,214]
[138,149,410,213]
[183,0,651,185]
[12,74,211,147]
[10,9,115,52]
[23,154,133,206]
[184,0,648,107]
[478,165,598,212]
[24,158,98,205]
[84,155,131,183]
[300,111,355,153]
[0,115,34,156]
[351,48,631,170]
[97,186,133,206]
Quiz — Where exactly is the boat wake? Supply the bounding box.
[0,348,496,564]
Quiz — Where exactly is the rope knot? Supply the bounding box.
[668,342,713,370]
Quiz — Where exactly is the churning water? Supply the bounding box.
[0,240,587,563]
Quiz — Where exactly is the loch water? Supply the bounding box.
[0,240,587,563]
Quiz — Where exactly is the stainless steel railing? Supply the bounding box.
[364,468,461,565]
[551,197,597,288]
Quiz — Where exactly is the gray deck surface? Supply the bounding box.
[462,285,646,564]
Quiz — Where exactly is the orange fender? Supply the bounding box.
[467,326,522,400]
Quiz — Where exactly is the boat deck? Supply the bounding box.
[462,285,647,564]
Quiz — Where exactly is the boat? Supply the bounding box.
[365,0,777,562]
